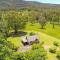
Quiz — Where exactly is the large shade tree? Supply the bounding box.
[4,11,27,34]
[38,13,47,29]
[0,14,9,39]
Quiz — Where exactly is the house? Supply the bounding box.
[21,35,39,46]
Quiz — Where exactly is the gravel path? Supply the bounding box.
[17,45,31,52]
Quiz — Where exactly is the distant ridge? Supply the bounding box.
[0,0,60,10]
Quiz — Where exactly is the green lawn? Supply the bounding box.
[42,23,60,39]
[7,37,23,48]
[25,23,60,39]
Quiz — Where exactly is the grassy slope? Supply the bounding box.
[43,23,60,39]
[7,23,60,60]
[25,23,60,39]
[25,23,60,60]
[7,37,23,48]
[38,32,60,60]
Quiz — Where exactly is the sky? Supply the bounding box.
[25,0,60,4]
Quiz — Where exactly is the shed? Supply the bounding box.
[21,35,39,45]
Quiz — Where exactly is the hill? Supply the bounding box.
[0,0,60,10]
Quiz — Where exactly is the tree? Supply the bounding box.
[38,14,47,29]
[0,34,15,60]
[6,12,26,34]
[52,14,58,28]
[0,14,9,39]
[28,10,39,24]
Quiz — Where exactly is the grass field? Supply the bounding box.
[25,23,60,39]
[7,37,23,48]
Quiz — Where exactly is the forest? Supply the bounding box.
[0,7,60,60]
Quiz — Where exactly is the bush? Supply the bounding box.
[56,51,60,60]
[11,52,26,60]
[40,41,44,45]
[53,41,59,46]
[30,32,36,36]
[49,46,56,53]
[32,44,41,50]
[7,41,18,51]
[16,53,25,60]
[25,46,47,60]
[13,45,47,60]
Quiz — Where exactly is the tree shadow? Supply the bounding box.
[9,31,27,37]
[39,27,46,30]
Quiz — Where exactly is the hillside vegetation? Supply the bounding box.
[0,0,60,10]
[0,5,60,60]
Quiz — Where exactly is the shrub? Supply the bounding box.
[25,46,47,60]
[13,45,47,60]
[30,32,35,36]
[32,44,41,50]
[56,51,60,60]
[49,46,56,53]
[7,41,18,51]
[53,41,59,46]
[11,52,26,60]
[40,41,44,45]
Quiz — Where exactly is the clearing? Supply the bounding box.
[7,31,60,60]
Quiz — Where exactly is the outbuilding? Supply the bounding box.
[21,35,39,46]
